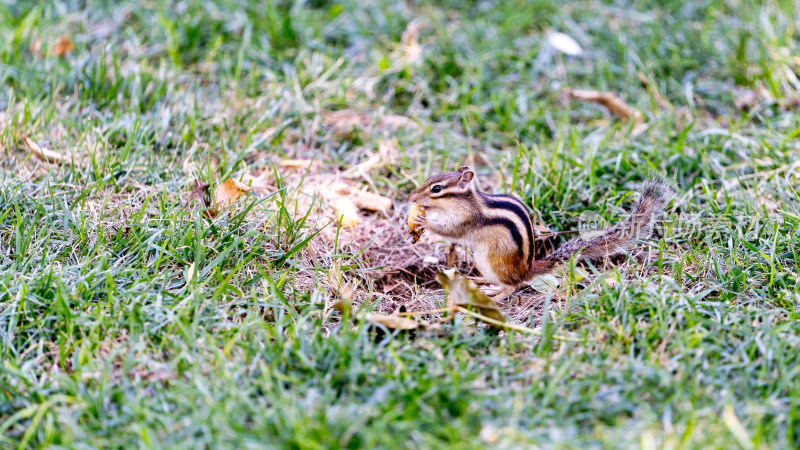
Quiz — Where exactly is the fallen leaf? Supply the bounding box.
[566,89,643,124]
[530,274,561,292]
[363,312,421,330]
[333,299,432,332]
[334,198,359,228]
[214,178,251,211]
[190,179,211,208]
[51,34,75,56]
[22,136,64,164]
[547,31,583,56]
[604,278,617,288]
[436,270,506,327]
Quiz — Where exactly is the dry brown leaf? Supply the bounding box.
[566,88,643,124]
[214,178,251,211]
[333,299,432,332]
[22,136,64,164]
[51,34,75,56]
[190,179,211,208]
[363,313,421,330]
[436,270,506,327]
[334,198,359,228]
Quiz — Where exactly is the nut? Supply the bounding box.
[407,204,425,243]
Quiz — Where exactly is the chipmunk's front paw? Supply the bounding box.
[407,205,427,243]
[408,215,427,228]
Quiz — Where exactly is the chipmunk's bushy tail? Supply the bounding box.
[529,178,674,277]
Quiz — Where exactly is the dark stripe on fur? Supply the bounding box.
[482,194,535,266]
[431,191,471,199]
[483,216,525,257]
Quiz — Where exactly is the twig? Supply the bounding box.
[22,136,64,164]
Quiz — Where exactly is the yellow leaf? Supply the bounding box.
[334,198,359,228]
[214,178,251,211]
[436,271,506,327]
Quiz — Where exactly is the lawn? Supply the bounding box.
[1,0,800,447]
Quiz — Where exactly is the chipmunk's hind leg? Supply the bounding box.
[490,285,518,303]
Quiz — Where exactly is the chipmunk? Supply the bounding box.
[409,166,673,300]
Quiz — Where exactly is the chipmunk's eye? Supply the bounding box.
[431,185,442,193]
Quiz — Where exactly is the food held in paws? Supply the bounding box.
[407,204,425,243]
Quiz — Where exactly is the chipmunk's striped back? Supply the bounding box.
[477,193,535,267]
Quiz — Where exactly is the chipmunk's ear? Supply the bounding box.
[457,167,474,188]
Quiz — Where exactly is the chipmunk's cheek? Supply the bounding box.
[425,210,442,225]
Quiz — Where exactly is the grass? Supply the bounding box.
[1,0,800,447]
